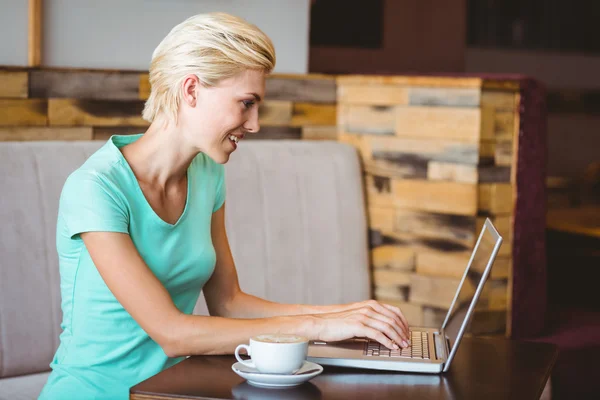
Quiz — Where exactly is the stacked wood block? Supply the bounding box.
[337,75,519,335]
[0,68,337,141]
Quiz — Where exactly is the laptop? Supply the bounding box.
[307,218,503,373]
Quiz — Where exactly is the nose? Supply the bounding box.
[243,107,260,134]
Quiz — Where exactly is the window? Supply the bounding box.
[467,0,600,55]
[310,0,384,49]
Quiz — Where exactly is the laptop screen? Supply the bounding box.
[441,220,502,352]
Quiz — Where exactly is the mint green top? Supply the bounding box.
[39,134,226,400]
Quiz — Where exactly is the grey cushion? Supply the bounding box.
[0,372,50,400]
[0,142,100,379]
[0,140,369,384]
[195,141,370,314]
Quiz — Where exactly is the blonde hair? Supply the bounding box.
[142,12,276,125]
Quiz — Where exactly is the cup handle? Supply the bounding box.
[234,344,254,368]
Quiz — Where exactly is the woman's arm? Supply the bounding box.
[202,204,325,318]
[82,228,410,358]
[81,230,316,357]
[203,204,410,335]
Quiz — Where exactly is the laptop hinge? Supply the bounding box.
[434,333,446,360]
[434,330,452,360]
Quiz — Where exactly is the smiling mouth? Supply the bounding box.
[228,134,240,144]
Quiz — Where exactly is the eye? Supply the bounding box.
[242,100,255,109]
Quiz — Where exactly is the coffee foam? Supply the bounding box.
[254,334,307,344]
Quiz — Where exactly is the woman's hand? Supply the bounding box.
[310,300,411,349]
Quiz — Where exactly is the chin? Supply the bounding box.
[205,149,231,165]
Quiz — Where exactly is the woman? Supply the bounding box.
[40,12,410,399]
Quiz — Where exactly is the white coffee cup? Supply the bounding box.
[234,334,309,374]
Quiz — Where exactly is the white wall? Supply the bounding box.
[0,0,29,66]
[0,0,310,74]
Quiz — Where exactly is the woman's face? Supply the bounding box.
[179,69,265,164]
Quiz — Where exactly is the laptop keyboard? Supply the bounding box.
[364,331,430,359]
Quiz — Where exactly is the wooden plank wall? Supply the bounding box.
[337,75,519,336]
[0,68,337,141]
[0,67,520,336]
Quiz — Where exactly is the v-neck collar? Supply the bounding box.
[109,134,192,228]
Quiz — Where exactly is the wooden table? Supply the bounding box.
[546,206,600,238]
[130,337,557,400]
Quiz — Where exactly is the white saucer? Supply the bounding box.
[231,360,323,388]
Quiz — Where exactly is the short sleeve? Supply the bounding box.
[60,171,129,239]
[213,164,226,213]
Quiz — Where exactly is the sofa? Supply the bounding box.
[0,140,371,399]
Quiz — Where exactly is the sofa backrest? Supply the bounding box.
[0,140,370,378]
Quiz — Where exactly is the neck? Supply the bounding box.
[121,118,198,189]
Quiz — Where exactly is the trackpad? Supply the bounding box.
[308,339,366,358]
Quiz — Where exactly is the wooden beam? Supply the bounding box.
[28,0,42,67]
[338,84,408,106]
[367,206,395,233]
[478,184,514,215]
[290,103,336,126]
[339,105,396,135]
[428,161,478,184]
[0,71,28,98]
[481,90,517,110]
[374,286,409,302]
[364,174,394,208]
[393,180,478,216]
[30,70,140,100]
[0,127,92,141]
[495,140,513,166]
[371,245,415,271]
[0,99,47,126]
[416,251,472,279]
[48,99,147,126]
[367,135,481,165]
[266,76,337,104]
[301,125,337,141]
[257,101,293,126]
[395,106,482,142]
[373,269,411,287]
[393,209,477,247]
[407,88,481,108]
[366,154,429,180]
[337,75,483,89]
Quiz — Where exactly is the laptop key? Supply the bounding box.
[364,339,434,359]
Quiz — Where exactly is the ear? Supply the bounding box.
[181,74,200,107]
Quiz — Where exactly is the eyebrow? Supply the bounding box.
[247,93,262,102]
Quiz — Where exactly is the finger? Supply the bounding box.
[360,325,398,350]
[366,301,409,337]
[360,315,406,349]
[380,303,410,334]
[382,303,410,333]
[361,308,409,345]
[366,300,408,333]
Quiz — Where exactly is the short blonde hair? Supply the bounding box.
[142,12,276,125]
